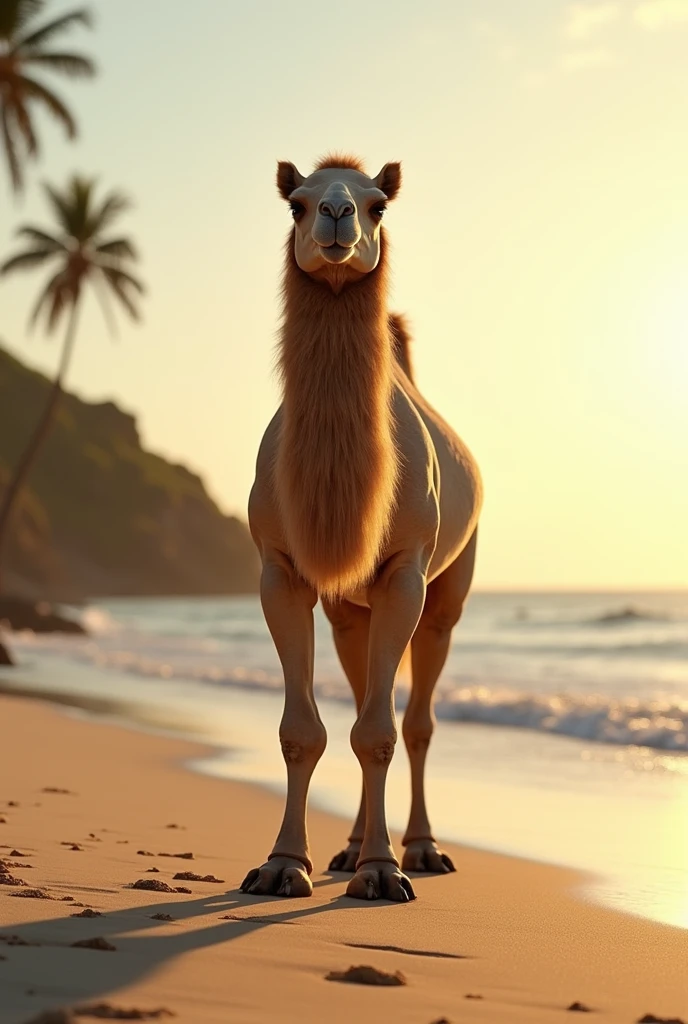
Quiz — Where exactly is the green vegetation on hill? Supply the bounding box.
[0,344,260,599]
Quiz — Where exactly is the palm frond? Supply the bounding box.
[94,237,137,260]
[28,267,78,334]
[0,247,59,275]
[46,275,74,332]
[90,270,119,337]
[8,94,39,156]
[18,75,77,139]
[19,51,95,78]
[0,1,44,41]
[28,265,69,331]
[100,266,143,321]
[68,175,94,239]
[16,225,65,251]
[14,8,92,51]
[104,265,144,294]
[42,181,72,234]
[90,192,131,235]
[0,102,23,192]
[43,177,93,238]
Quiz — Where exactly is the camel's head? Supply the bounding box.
[277,155,401,288]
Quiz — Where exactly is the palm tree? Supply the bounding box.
[0,0,94,194]
[0,174,144,593]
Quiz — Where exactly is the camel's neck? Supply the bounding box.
[274,241,397,598]
[279,247,393,428]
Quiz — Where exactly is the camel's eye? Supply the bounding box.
[290,201,305,218]
[370,203,387,220]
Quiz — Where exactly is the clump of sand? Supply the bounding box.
[325,965,406,986]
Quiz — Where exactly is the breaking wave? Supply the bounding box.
[433,688,688,752]
[6,593,687,756]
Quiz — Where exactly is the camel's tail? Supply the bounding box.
[389,312,414,383]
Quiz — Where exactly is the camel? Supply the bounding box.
[245,154,482,902]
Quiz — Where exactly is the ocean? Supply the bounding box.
[1,590,687,929]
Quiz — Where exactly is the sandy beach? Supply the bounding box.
[0,693,686,1024]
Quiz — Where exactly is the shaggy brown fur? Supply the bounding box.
[389,312,414,382]
[275,234,397,599]
[314,152,367,173]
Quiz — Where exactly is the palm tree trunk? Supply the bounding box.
[0,298,81,595]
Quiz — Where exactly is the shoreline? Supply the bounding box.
[1,693,687,1023]
[3,671,688,933]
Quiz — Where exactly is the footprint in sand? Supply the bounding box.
[0,870,28,886]
[325,965,406,986]
[10,889,73,900]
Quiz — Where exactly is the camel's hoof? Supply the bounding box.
[401,839,456,875]
[239,856,312,898]
[328,844,361,873]
[346,861,416,903]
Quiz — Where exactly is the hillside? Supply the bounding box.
[0,345,260,600]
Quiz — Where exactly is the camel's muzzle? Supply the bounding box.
[311,185,361,254]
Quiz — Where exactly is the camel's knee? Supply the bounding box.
[402,705,434,754]
[279,712,327,766]
[350,711,397,767]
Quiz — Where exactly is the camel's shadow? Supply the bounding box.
[3,882,369,1019]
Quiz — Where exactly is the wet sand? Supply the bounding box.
[0,695,685,1023]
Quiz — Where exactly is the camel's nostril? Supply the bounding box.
[319,199,355,220]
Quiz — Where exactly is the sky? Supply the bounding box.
[1,0,687,590]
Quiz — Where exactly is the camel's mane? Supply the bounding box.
[313,153,367,174]
[275,237,396,599]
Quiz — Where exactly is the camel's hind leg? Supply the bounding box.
[402,529,477,874]
[321,598,370,872]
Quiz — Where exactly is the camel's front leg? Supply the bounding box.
[322,598,369,872]
[347,557,428,903]
[240,553,326,898]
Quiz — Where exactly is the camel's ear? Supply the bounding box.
[277,161,305,200]
[374,162,402,201]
